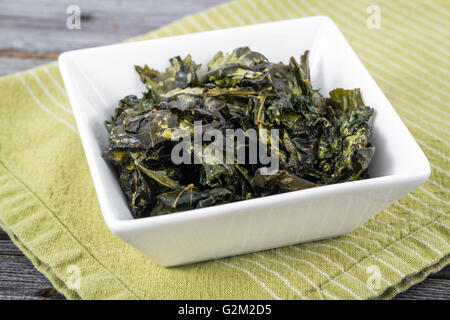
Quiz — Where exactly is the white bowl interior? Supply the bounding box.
[59,17,429,223]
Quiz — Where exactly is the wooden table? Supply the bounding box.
[0,0,448,300]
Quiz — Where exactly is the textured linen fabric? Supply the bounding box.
[0,0,448,300]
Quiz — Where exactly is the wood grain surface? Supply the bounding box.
[0,0,448,300]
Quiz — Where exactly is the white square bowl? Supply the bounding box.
[59,16,430,267]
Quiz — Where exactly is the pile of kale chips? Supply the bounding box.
[103,47,375,218]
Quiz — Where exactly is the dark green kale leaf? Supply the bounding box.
[135,55,201,102]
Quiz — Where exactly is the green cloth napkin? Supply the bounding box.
[0,0,448,300]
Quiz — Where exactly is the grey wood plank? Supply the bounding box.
[0,293,60,300]
[0,0,226,53]
[0,229,9,241]
[429,266,450,280]
[0,255,65,300]
[0,239,24,256]
[394,279,450,300]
